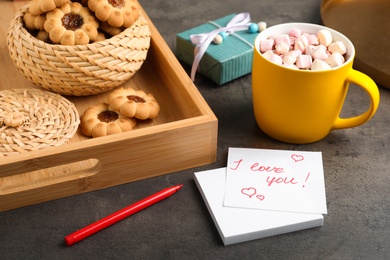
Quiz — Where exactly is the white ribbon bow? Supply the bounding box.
[189,13,252,82]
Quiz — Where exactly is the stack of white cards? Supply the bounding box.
[194,148,327,245]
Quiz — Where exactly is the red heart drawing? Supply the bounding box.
[241,187,257,198]
[256,195,265,201]
[291,154,304,162]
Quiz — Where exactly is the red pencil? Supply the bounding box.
[65,184,183,246]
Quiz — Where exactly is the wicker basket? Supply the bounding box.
[0,88,80,157]
[7,5,151,96]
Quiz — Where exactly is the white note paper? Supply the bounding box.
[194,167,324,245]
[224,148,327,214]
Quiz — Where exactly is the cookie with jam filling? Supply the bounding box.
[80,103,137,138]
[29,0,70,15]
[44,2,99,45]
[88,0,139,28]
[107,87,160,120]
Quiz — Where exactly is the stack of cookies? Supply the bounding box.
[23,0,140,45]
[7,0,151,96]
[80,87,160,138]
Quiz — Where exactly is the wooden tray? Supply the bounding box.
[0,1,218,212]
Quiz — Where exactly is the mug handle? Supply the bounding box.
[333,69,380,130]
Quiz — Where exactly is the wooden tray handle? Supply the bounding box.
[0,149,103,211]
[0,158,100,196]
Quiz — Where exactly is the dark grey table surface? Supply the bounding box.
[1,0,389,259]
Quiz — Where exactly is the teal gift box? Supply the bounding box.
[176,14,259,85]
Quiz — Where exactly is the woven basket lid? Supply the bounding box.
[0,88,80,157]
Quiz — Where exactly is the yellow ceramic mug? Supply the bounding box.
[252,23,380,144]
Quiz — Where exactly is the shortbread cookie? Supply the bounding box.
[92,31,107,42]
[72,0,89,7]
[44,2,99,45]
[88,0,139,28]
[23,10,46,30]
[80,103,137,138]
[108,88,160,120]
[99,21,124,36]
[29,0,70,15]
[35,30,52,43]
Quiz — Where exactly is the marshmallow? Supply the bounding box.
[311,45,329,61]
[305,33,320,45]
[268,54,283,65]
[317,29,333,46]
[289,28,302,38]
[283,54,297,65]
[267,35,275,40]
[296,55,312,69]
[298,35,309,46]
[294,38,305,52]
[294,35,309,52]
[311,59,331,71]
[260,39,275,53]
[286,50,302,58]
[328,41,347,55]
[274,34,291,46]
[289,36,296,46]
[325,52,345,68]
[262,50,274,60]
[275,41,290,55]
[283,63,298,69]
[305,45,315,56]
[260,28,347,70]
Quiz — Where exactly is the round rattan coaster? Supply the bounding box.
[0,88,80,157]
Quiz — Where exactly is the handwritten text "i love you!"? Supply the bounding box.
[223,148,327,214]
[230,154,311,188]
